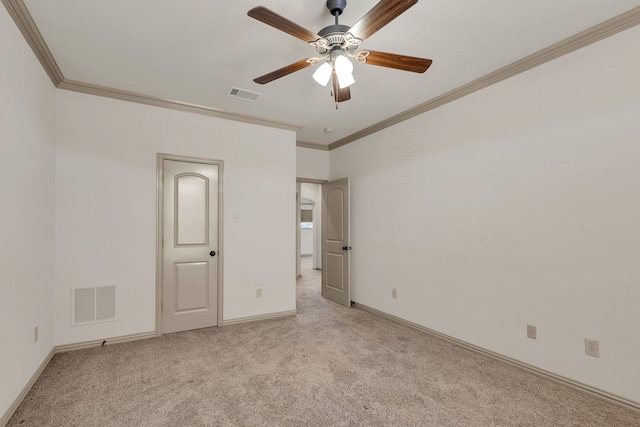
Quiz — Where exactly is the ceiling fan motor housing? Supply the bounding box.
[326,0,347,16]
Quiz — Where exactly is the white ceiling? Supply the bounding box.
[21,0,640,146]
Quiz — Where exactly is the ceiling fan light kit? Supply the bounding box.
[248,0,432,108]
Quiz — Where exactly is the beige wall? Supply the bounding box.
[0,5,57,419]
[330,25,640,402]
[296,146,329,180]
[54,90,297,345]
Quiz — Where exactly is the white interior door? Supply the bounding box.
[162,159,219,334]
[322,178,351,307]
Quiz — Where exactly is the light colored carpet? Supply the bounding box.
[8,256,640,426]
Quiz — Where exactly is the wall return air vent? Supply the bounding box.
[227,87,262,101]
[71,285,116,326]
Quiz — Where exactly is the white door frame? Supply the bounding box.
[156,153,224,335]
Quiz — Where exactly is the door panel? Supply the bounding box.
[175,262,209,312]
[163,160,219,333]
[176,174,209,246]
[325,253,344,291]
[322,178,350,307]
[326,188,344,241]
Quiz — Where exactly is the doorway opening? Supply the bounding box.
[296,182,323,302]
[298,183,322,273]
[295,177,350,308]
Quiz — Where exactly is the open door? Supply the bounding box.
[322,178,351,307]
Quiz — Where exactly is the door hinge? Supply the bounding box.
[162,237,164,247]
[161,302,163,312]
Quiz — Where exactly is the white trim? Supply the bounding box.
[352,302,640,413]
[58,79,300,132]
[328,6,640,150]
[4,0,639,147]
[1,0,63,85]
[296,141,330,151]
[0,348,55,426]
[54,332,157,354]
[296,178,328,184]
[222,310,297,326]
[1,332,155,425]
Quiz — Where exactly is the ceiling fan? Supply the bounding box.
[248,0,433,108]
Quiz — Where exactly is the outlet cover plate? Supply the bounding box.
[527,325,536,340]
[585,339,600,358]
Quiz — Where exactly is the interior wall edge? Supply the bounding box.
[353,302,640,413]
[1,0,63,85]
[0,330,158,426]
[0,348,55,427]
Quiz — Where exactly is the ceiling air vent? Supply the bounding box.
[227,87,262,102]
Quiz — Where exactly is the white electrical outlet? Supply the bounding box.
[527,325,536,340]
[34,326,38,343]
[585,339,600,358]
[256,288,262,298]
[392,289,397,299]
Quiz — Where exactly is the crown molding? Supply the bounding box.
[58,79,300,131]
[5,0,640,144]
[328,5,640,151]
[3,0,300,132]
[296,141,330,151]
[2,0,64,85]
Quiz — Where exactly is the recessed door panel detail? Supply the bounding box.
[175,174,209,246]
[327,188,344,242]
[175,262,209,312]
[326,253,344,291]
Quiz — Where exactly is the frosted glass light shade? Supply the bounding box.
[334,55,355,88]
[337,72,355,88]
[334,55,353,74]
[312,62,332,86]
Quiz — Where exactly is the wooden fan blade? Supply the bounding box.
[348,0,418,42]
[253,59,312,84]
[338,86,351,102]
[248,6,321,43]
[331,71,352,105]
[360,50,432,73]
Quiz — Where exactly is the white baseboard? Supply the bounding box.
[1,331,155,426]
[352,302,640,413]
[54,331,157,353]
[1,309,302,425]
[223,310,297,326]
[1,348,55,427]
